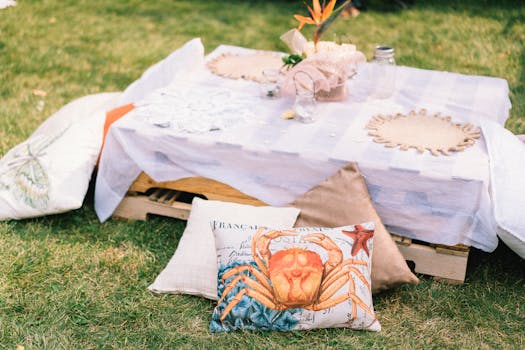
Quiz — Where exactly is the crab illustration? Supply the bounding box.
[217,227,376,323]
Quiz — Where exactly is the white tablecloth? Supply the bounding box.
[95,42,513,252]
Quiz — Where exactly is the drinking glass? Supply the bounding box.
[294,88,317,123]
[260,69,282,99]
[293,71,318,123]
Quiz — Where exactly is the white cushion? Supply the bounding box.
[117,38,204,105]
[480,120,525,259]
[148,197,300,299]
[0,93,120,220]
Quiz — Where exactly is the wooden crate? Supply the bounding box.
[113,172,470,283]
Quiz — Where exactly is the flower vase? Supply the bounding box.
[315,78,348,101]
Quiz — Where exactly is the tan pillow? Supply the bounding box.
[290,162,419,294]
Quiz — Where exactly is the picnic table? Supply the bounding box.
[95,43,511,253]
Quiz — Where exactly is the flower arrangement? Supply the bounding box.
[294,0,351,44]
[280,1,365,101]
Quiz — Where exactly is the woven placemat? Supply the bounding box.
[207,52,284,82]
[366,109,481,156]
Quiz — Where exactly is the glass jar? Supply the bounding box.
[294,88,317,123]
[370,46,396,99]
[260,69,282,99]
[293,71,318,123]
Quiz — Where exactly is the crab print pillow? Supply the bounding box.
[210,222,380,332]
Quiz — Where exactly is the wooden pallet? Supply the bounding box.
[113,173,265,221]
[391,234,469,283]
[113,172,470,283]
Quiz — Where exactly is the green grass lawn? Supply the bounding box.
[1,0,524,348]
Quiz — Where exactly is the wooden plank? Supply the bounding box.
[113,194,192,221]
[391,233,412,246]
[433,243,470,257]
[129,172,266,206]
[395,242,468,282]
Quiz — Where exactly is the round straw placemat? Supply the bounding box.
[207,52,284,82]
[366,109,481,156]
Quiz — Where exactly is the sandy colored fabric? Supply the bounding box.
[367,109,481,156]
[290,162,419,294]
[206,52,284,82]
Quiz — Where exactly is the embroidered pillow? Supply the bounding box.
[0,93,120,220]
[148,197,300,299]
[210,223,380,332]
[290,162,419,294]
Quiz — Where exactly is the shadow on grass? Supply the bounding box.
[468,241,525,283]
[4,179,186,264]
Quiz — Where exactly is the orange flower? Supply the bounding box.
[293,0,337,31]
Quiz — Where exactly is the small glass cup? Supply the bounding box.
[293,71,318,123]
[294,88,317,123]
[260,69,282,99]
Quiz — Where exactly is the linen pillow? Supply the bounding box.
[290,162,419,294]
[148,197,300,299]
[0,93,120,220]
[210,223,380,332]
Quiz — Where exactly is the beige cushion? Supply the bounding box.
[290,162,419,294]
[148,197,300,299]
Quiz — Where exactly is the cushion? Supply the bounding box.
[290,162,419,294]
[209,223,380,332]
[0,93,120,220]
[116,38,204,106]
[148,197,300,299]
[102,103,135,147]
[480,122,525,259]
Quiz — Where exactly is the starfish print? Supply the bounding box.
[342,225,374,257]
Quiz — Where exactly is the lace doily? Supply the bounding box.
[130,84,257,133]
[366,109,481,156]
[207,52,284,82]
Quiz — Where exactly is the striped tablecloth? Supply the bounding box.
[95,43,512,252]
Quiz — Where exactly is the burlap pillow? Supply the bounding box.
[290,162,419,294]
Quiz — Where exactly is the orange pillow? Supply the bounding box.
[97,103,135,165]
[102,103,135,144]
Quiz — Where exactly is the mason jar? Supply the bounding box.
[370,46,396,99]
[294,88,317,123]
